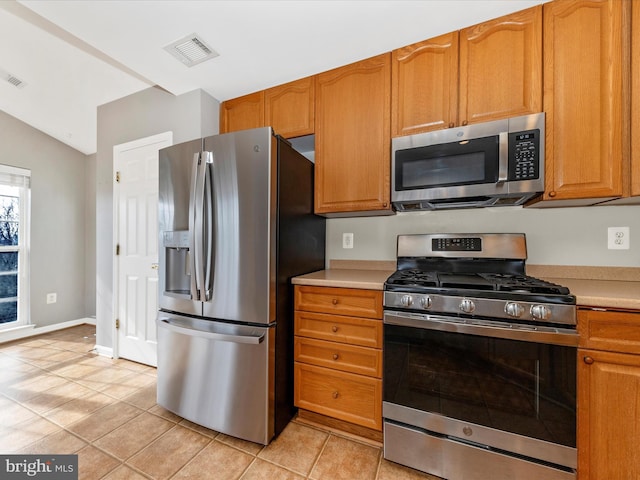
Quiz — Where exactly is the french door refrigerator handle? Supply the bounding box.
[157,318,265,344]
[188,152,201,300]
[189,151,209,302]
[202,151,214,301]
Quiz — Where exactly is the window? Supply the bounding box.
[0,165,30,330]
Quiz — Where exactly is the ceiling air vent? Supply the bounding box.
[164,34,219,67]
[0,67,26,89]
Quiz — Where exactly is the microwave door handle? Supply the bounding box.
[188,152,200,300]
[497,131,509,183]
[202,151,214,301]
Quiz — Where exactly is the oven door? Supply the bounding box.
[383,310,577,472]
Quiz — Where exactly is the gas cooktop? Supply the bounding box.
[384,233,576,325]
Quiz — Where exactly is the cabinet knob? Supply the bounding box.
[462,120,468,126]
[584,356,594,365]
[332,298,338,305]
[448,122,455,129]
[549,191,557,198]
[332,391,339,399]
[332,353,339,360]
[331,326,338,333]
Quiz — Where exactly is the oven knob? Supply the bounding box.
[420,296,432,309]
[531,304,552,320]
[459,298,475,314]
[505,302,525,318]
[400,295,413,307]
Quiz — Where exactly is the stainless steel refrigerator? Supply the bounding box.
[156,127,325,445]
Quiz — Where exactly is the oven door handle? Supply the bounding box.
[384,311,579,347]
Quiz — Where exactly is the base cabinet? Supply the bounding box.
[293,286,383,431]
[578,308,640,479]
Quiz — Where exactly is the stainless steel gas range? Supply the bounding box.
[383,233,578,480]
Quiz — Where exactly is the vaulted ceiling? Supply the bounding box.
[0,0,546,154]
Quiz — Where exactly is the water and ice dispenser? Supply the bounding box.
[162,230,191,298]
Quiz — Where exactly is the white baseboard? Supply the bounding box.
[0,317,96,344]
[93,344,113,358]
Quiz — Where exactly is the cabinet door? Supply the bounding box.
[391,32,459,136]
[219,91,264,134]
[632,0,640,197]
[264,76,314,138]
[543,0,628,201]
[315,54,391,215]
[578,348,640,479]
[459,5,542,126]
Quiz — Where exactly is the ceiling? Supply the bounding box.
[0,0,546,155]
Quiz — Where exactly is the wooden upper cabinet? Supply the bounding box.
[632,0,640,198]
[392,32,459,136]
[459,5,542,126]
[542,0,629,202]
[314,54,392,216]
[219,91,265,134]
[392,6,542,137]
[265,76,314,138]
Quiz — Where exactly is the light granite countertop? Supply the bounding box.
[292,262,640,311]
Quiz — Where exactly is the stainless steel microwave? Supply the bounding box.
[391,112,545,211]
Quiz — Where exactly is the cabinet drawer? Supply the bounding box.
[579,309,640,354]
[294,310,382,348]
[294,362,382,431]
[295,286,383,319]
[294,337,382,378]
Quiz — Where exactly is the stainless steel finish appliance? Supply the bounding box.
[391,113,545,210]
[156,127,325,445]
[383,233,577,480]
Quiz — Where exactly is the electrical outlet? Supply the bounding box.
[46,293,57,304]
[343,232,354,249]
[607,227,630,250]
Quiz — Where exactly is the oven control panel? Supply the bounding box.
[383,291,576,326]
[432,237,482,252]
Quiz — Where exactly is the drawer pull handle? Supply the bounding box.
[332,391,339,399]
[584,356,594,365]
[331,326,339,333]
[332,298,338,305]
[332,353,339,360]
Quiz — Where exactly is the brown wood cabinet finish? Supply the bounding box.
[577,308,640,479]
[264,76,314,138]
[219,91,265,134]
[294,286,383,431]
[294,362,382,431]
[391,32,459,136]
[314,54,391,216]
[294,285,383,319]
[542,0,629,202]
[294,310,382,349]
[392,7,541,137]
[459,5,542,126]
[294,336,382,377]
[632,0,640,197]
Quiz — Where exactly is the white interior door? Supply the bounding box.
[114,132,172,366]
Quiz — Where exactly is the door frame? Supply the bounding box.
[112,131,173,359]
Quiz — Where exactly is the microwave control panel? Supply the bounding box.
[508,129,540,181]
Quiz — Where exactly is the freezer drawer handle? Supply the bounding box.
[158,318,265,344]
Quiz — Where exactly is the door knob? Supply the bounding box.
[151,263,159,270]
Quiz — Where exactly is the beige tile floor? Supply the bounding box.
[0,325,439,480]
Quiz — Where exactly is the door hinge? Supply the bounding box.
[115,171,121,183]
[115,318,120,329]
[116,244,120,256]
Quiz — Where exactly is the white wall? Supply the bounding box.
[327,204,640,267]
[0,110,90,328]
[95,87,220,351]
